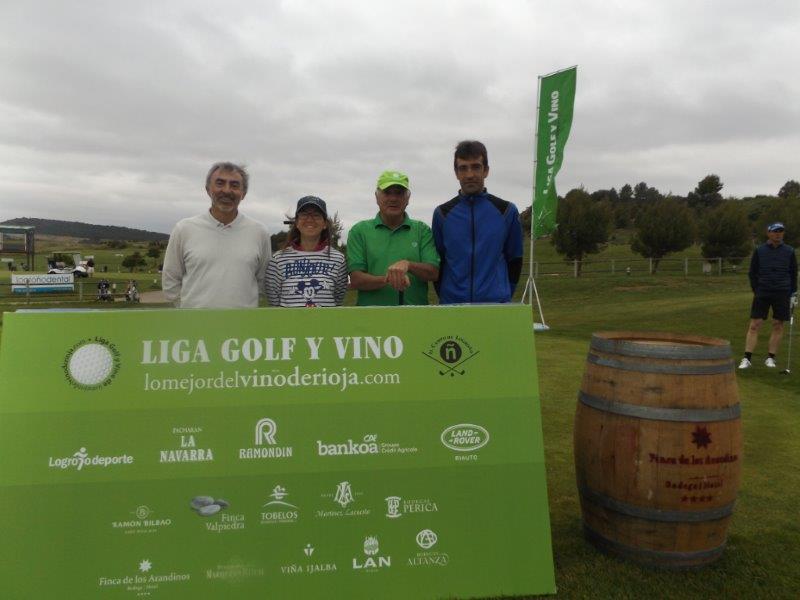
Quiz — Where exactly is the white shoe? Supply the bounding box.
[738,358,751,369]
[765,357,777,368]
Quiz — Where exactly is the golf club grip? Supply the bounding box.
[398,291,404,305]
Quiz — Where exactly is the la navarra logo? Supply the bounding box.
[63,337,121,390]
[423,335,479,377]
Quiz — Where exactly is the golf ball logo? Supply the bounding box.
[63,337,121,389]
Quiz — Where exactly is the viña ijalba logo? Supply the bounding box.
[63,337,121,390]
[423,335,479,377]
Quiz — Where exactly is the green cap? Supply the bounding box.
[376,170,409,190]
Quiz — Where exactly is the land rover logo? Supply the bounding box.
[440,424,490,452]
[62,337,121,390]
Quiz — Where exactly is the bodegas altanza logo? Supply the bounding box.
[62,337,121,390]
[317,433,418,457]
[98,559,190,595]
[159,425,214,463]
[111,505,173,535]
[238,417,294,460]
[422,335,479,377]
[408,529,450,568]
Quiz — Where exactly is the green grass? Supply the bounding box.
[530,274,798,599]
[0,244,797,599]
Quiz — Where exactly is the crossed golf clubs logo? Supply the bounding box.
[423,339,479,377]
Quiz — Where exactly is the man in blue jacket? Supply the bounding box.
[739,222,798,369]
[432,141,523,304]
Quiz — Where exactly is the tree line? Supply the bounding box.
[521,177,800,274]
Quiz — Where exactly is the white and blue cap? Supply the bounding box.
[767,222,785,232]
[295,196,328,218]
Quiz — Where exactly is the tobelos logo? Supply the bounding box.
[422,335,479,377]
[62,337,121,390]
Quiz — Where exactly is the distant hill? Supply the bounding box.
[1,218,169,242]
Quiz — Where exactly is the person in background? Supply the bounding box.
[347,170,439,306]
[739,222,798,369]
[265,196,347,307]
[162,161,271,308]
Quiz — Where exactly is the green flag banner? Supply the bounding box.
[0,305,555,599]
[533,66,577,238]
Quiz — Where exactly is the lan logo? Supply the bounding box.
[423,335,479,377]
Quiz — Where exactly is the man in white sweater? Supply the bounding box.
[162,162,272,308]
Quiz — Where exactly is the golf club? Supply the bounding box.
[781,299,795,375]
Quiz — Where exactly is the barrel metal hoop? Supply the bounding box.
[579,484,736,522]
[578,391,741,422]
[587,352,734,375]
[583,524,727,566]
[590,335,731,360]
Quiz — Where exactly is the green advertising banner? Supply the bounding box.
[533,66,577,238]
[0,305,555,599]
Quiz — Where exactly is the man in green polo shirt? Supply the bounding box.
[347,170,440,305]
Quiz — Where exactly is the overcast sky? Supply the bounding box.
[1,1,798,235]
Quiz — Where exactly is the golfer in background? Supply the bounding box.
[738,222,798,369]
[162,162,271,308]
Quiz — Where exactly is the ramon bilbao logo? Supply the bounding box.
[63,337,121,390]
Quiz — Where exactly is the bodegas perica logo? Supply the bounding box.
[62,337,121,390]
[422,335,480,377]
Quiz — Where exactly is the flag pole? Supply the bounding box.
[523,75,548,329]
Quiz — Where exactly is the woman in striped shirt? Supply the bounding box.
[265,196,348,307]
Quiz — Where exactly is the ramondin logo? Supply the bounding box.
[62,337,121,390]
[422,335,479,377]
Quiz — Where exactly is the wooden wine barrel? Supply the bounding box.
[574,331,742,568]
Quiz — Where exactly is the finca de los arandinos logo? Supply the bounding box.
[62,337,121,390]
[422,335,479,377]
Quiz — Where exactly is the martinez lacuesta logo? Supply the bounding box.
[62,337,121,390]
[422,335,479,377]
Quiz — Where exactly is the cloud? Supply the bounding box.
[0,0,798,234]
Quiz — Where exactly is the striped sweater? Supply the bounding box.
[265,246,348,307]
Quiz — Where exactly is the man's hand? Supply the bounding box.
[385,260,411,291]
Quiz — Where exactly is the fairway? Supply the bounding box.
[533,273,798,599]
[0,271,797,599]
